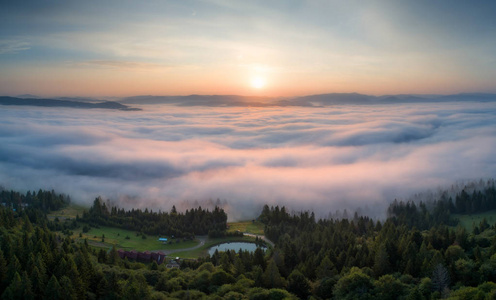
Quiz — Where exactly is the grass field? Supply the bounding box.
[227,220,265,235]
[48,203,87,220]
[51,204,265,257]
[453,210,496,230]
[73,225,200,252]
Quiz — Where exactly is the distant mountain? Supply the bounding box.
[279,93,496,107]
[4,93,496,109]
[54,96,102,103]
[0,96,141,111]
[118,93,496,107]
[16,94,41,99]
[437,93,496,102]
[277,93,378,106]
[119,95,275,106]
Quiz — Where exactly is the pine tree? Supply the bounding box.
[253,248,266,270]
[65,256,84,299]
[4,272,23,299]
[30,266,45,296]
[0,250,7,290]
[6,256,21,284]
[45,275,62,300]
[373,244,390,277]
[220,252,232,274]
[108,245,120,266]
[234,257,245,277]
[21,271,35,300]
[287,270,310,299]
[54,257,67,279]
[316,255,338,279]
[97,277,109,299]
[262,260,285,289]
[59,276,77,300]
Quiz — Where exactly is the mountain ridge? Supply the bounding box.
[0,96,141,111]
[2,93,495,109]
[119,92,496,107]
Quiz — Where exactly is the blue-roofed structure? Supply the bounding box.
[158,238,168,243]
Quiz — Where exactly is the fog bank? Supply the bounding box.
[1,101,495,220]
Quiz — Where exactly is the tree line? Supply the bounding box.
[2,184,496,299]
[80,197,228,238]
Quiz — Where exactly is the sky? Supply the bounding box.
[1,102,496,220]
[1,0,496,97]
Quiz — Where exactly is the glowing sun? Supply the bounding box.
[251,77,266,89]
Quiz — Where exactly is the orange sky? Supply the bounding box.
[1,1,496,97]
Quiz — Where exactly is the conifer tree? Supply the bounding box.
[3,272,23,299]
[59,276,77,300]
[316,256,338,279]
[287,269,310,299]
[45,275,62,300]
[21,271,35,300]
[262,260,285,289]
[0,250,7,291]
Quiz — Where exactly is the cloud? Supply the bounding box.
[1,101,496,220]
[72,60,168,71]
[0,39,30,54]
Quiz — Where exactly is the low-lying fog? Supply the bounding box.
[1,101,496,220]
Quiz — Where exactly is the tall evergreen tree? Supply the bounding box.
[262,260,285,289]
[45,275,62,300]
[287,270,310,299]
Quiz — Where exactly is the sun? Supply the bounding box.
[251,77,266,89]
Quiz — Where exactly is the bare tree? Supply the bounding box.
[431,263,450,293]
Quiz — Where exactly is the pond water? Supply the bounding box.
[208,242,266,255]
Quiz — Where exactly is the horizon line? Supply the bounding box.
[6,91,496,100]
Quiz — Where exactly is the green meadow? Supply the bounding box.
[73,225,199,252]
[227,220,265,235]
[47,203,86,220]
[453,210,496,230]
[52,204,268,257]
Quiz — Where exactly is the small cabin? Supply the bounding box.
[166,259,180,269]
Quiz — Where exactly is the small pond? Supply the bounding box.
[208,242,266,255]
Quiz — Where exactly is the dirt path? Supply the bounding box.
[160,235,208,255]
[242,233,275,248]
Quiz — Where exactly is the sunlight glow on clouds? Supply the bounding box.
[1,102,496,220]
[1,1,495,96]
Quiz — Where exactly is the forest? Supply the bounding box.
[80,197,228,238]
[1,181,496,299]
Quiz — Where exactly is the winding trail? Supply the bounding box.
[242,233,275,248]
[161,235,207,255]
[152,232,275,256]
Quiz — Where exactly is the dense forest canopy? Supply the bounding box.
[1,182,496,299]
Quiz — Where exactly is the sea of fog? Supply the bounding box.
[1,102,496,220]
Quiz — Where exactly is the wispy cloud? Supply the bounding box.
[0,39,30,54]
[72,60,168,71]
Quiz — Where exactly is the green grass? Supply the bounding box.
[73,225,199,252]
[48,203,87,220]
[227,220,265,235]
[50,206,265,257]
[453,210,496,230]
[172,236,257,259]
